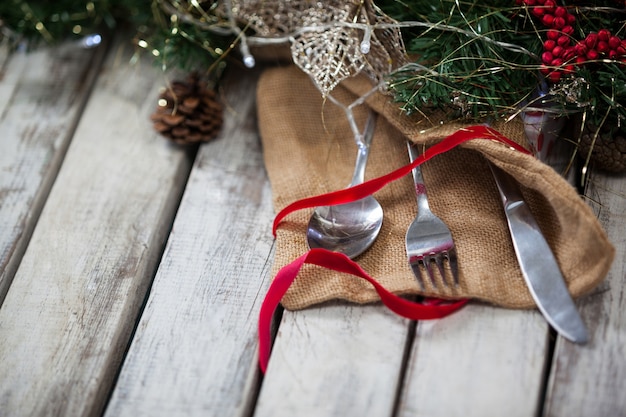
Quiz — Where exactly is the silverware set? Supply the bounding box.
[306,122,587,342]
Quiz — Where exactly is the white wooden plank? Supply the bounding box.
[104,67,274,417]
[0,40,106,304]
[544,171,626,417]
[254,304,410,417]
[0,36,192,416]
[397,305,549,417]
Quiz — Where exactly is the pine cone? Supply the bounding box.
[579,124,626,173]
[151,73,223,145]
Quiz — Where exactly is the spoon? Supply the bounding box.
[306,111,383,259]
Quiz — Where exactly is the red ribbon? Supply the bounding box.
[272,124,529,236]
[259,125,531,373]
[258,248,469,373]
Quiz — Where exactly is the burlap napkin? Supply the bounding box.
[257,65,615,311]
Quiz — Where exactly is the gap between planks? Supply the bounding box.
[543,171,626,417]
[103,65,275,417]
[0,37,109,305]
[0,33,194,417]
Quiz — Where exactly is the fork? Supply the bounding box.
[405,142,459,289]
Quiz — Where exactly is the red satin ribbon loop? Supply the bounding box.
[258,248,468,373]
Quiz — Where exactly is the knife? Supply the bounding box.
[488,162,588,343]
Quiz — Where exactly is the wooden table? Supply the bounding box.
[1,35,624,417]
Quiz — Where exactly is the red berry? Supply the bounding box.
[557,35,570,47]
[548,71,561,83]
[587,49,599,60]
[608,36,622,50]
[562,47,576,60]
[575,42,588,55]
[576,56,587,65]
[540,65,551,75]
[551,58,563,67]
[532,7,545,17]
[597,41,609,54]
[554,7,567,17]
[542,51,554,64]
[567,14,576,25]
[547,30,560,40]
[585,33,598,49]
[544,40,556,51]
[598,29,611,42]
[562,25,574,36]
[552,45,564,57]
[542,14,555,26]
[553,16,566,29]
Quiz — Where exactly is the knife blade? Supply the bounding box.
[488,162,588,343]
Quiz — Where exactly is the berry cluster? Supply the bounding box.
[516,0,626,83]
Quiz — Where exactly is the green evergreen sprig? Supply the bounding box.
[378,0,626,133]
[0,0,233,77]
[0,0,150,43]
[136,1,234,74]
[2,0,625,134]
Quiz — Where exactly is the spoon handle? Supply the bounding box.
[349,112,377,187]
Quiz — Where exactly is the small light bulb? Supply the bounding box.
[84,34,101,48]
[243,54,256,68]
[360,26,372,54]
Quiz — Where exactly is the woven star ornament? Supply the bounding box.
[231,0,407,96]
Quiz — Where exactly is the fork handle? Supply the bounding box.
[407,142,431,212]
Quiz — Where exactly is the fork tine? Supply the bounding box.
[447,247,459,285]
[422,257,437,286]
[434,256,447,286]
[410,262,426,290]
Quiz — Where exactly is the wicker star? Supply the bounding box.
[230,0,407,96]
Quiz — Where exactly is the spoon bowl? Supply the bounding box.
[307,196,383,258]
[306,111,383,259]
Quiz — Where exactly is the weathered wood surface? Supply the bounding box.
[0,36,193,416]
[0,39,106,304]
[0,36,625,417]
[543,172,626,417]
[398,305,549,417]
[104,68,275,417]
[256,304,410,417]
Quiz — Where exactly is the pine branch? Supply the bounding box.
[378,0,626,133]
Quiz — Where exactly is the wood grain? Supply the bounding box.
[104,67,275,417]
[255,303,411,417]
[0,40,106,305]
[544,171,626,417]
[397,304,549,417]
[1,38,624,417]
[0,36,192,417]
